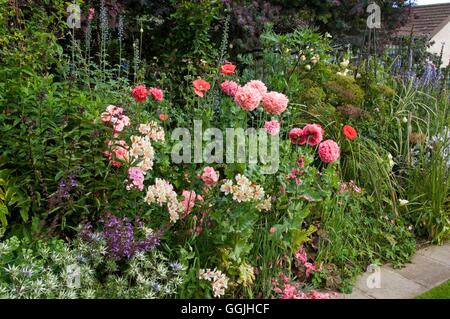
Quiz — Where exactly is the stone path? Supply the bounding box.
[342,241,450,299]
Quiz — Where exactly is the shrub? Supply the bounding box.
[324,75,365,107]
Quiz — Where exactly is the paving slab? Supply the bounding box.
[416,242,450,267]
[393,254,450,289]
[359,267,425,299]
[339,242,450,299]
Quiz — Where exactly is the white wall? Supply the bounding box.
[429,21,450,67]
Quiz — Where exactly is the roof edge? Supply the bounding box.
[430,15,450,39]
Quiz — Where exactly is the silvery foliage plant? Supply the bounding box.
[0,236,183,299]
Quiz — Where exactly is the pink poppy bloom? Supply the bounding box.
[159,113,169,121]
[318,139,340,163]
[245,80,267,98]
[220,80,239,97]
[234,85,261,111]
[289,128,303,145]
[149,87,164,101]
[262,92,289,115]
[300,124,324,146]
[264,120,281,135]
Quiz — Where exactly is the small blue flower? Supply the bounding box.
[151,282,161,292]
[21,267,33,278]
[169,261,182,272]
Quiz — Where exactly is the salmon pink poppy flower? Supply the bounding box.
[262,91,289,115]
[234,85,261,111]
[245,80,267,98]
[193,79,211,97]
[220,63,236,75]
[159,113,169,121]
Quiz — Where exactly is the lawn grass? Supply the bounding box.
[416,280,450,299]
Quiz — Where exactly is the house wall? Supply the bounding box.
[430,22,450,67]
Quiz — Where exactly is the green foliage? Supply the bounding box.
[324,74,365,107]
[0,0,448,299]
[315,191,416,293]
[162,0,222,81]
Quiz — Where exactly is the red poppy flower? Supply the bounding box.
[343,125,357,141]
[193,79,211,97]
[132,85,148,103]
[220,63,236,75]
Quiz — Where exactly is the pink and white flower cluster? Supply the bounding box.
[200,166,219,187]
[199,268,229,298]
[100,105,130,135]
[138,121,165,142]
[144,178,184,223]
[126,167,145,191]
[220,174,271,212]
[104,140,129,168]
[144,179,203,222]
[180,190,203,216]
[129,135,155,172]
[100,106,164,191]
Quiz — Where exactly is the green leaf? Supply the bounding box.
[0,201,8,228]
[20,205,29,223]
